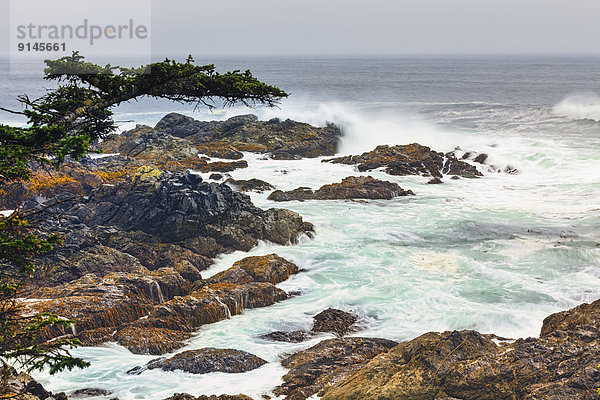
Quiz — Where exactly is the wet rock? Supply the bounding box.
[27,267,191,346]
[28,254,298,354]
[71,388,113,397]
[268,176,413,201]
[311,308,358,337]
[225,178,275,193]
[128,348,267,375]
[540,297,600,341]
[272,337,398,400]
[427,177,443,184]
[111,255,299,354]
[473,153,489,164]
[209,254,299,285]
[163,395,252,400]
[209,173,224,180]
[115,282,288,354]
[322,299,600,400]
[263,308,358,343]
[324,144,482,178]
[262,330,313,343]
[154,113,342,159]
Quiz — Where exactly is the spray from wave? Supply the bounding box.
[553,92,600,122]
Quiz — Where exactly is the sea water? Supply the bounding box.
[1,56,600,399]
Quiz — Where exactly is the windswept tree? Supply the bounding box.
[0,52,288,375]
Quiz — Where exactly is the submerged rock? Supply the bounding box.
[163,395,252,400]
[273,337,398,400]
[71,388,113,398]
[268,176,414,201]
[324,144,482,178]
[263,308,359,343]
[225,178,275,193]
[128,348,267,375]
[321,299,600,400]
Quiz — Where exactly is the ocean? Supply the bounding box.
[2,55,600,399]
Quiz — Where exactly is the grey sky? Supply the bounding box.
[151,0,600,55]
[2,0,600,56]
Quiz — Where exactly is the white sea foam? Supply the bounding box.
[553,92,600,122]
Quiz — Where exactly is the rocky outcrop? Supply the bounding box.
[225,178,275,193]
[324,144,482,178]
[154,113,342,159]
[263,308,359,343]
[28,168,312,286]
[115,280,289,354]
[321,299,600,400]
[25,254,301,355]
[273,337,398,400]
[71,169,312,246]
[128,348,267,375]
[268,176,414,202]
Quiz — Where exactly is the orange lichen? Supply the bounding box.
[94,167,136,182]
[232,143,268,152]
[28,173,77,192]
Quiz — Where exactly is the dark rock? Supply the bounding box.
[209,173,223,180]
[128,348,267,375]
[204,160,248,173]
[427,177,443,184]
[263,308,358,343]
[262,330,313,343]
[69,169,312,246]
[311,308,358,337]
[163,394,252,400]
[154,113,211,138]
[268,176,414,201]
[154,113,342,159]
[324,144,482,178]
[72,388,113,397]
[273,337,398,400]
[225,178,275,193]
[473,153,489,164]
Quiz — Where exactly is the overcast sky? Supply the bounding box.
[151,0,600,56]
[2,0,600,56]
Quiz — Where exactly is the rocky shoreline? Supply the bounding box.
[1,113,596,400]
